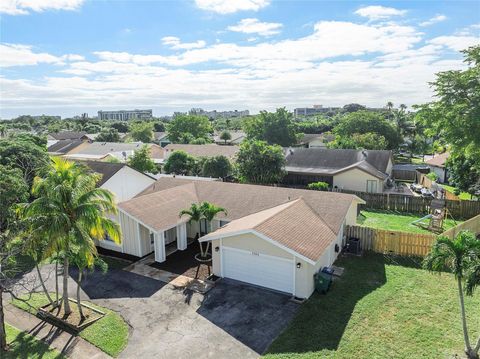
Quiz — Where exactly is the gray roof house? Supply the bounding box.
[283,148,393,193]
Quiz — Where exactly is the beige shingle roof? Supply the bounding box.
[164,144,239,159]
[425,152,449,168]
[200,198,337,262]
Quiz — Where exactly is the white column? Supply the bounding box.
[176,223,187,250]
[154,231,166,263]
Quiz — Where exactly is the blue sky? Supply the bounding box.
[0,0,479,118]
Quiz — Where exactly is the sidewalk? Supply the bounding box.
[4,302,110,359]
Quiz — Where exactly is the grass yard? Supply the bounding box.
[4,323,65,359]
[12,293,129,357]
[441,184,477,201]
[265,253,480,359]
[358,210,461,234]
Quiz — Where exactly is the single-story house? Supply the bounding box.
[163,144,240,160]
[63,141,164,163]
[47,139,85,155]
[425,152,449,183]
[297,133,334,148]
[115,178,364,298]
[153,132,171,147]
[283,148,393,193]
[47,131,88,141]
[213,131,246,145]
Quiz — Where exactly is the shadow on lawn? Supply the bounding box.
[6,330,64,359]
[267,252,395,355]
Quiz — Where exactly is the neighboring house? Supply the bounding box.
[116,178,363,298]
[425,152,450,183]
[63,141,164,163]
[284,148,393,193]
[47,131,88,141]
[213,131,246,145]
[47,139,85,155]
[297,133,334,148]
[163,144,240,160]
[153,132,171,147]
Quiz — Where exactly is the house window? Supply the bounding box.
[366,180,378,193]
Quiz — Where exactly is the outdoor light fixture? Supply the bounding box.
[335,244,340,253]
[296,262,301,268]
[215,246,220,252]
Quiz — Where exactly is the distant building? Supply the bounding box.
[187,108,250,119]
[98,109,153,121]
[294,105,340,118]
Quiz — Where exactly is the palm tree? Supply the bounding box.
[21,158,120,316]
[423,231,480,359]
[179,203,204,255]
[200,202,227,255]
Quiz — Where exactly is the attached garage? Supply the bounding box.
[221,246,294,294]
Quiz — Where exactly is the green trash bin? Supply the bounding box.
[314,271,332,294]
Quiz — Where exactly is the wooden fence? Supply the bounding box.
[441,214,480,239]
[345,225,436,257]
[336,189,480,220]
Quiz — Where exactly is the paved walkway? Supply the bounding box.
[4,302,110,359]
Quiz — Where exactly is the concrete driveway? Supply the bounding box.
[61,264,299,358]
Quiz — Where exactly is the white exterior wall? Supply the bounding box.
[345,201,359,226]
[101,166,155,203]
[385,158,393,176]
[209,228,346,299]
[333,168,383,193]
[429,165,446,183]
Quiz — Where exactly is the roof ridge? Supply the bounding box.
[252,198,302,230]
[294,197,338,236]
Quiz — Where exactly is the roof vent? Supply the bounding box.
[362,150,368,158]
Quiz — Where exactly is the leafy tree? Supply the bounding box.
[447,154,480,197]
[342,103,366,113]
[152,121,166,132]
[296,117,337,134]
[130,122,154,143]
[0,165,29,231]
[11,133,47,148]
[190,137,210,145]
[219,130,232,144]
[110,122,129,133]
[0,136,49,185]
[416,46,480,171]
[163,150,197,175]
[307,181,329,191]
[167,114,213,143]
[423,231,480,359]
[329,132,387,150]
[128,145,158,174]
[96,128,121,142]
[333,110,401,150]
[20,158,120,317]
[244,108,298,147]
[202,156,232,178]
[83,123,102,133]
[426,172,439,181]
[236,140,286,184]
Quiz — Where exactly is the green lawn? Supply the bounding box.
[265,253,480,359]
[12,293,129,357]
[441,184,476,201]
[4,323,65,359]
[358,210,461,234]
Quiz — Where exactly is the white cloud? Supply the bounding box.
[420,14,447,27]
[62,54,85,61]
[228,18,282,36]
[161,36,206,50]
[0,0,84,15]
[0,43,62,67]
[194,0,269,14]
[428,35,479,51]
[355,6,407,21]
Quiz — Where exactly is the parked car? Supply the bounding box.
[410,183,423,193]
[421,188,434,198]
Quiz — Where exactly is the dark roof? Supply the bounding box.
[79,161,126,186]
[49,131,86,140]
[285,148,392,179]
[47,139,84,154]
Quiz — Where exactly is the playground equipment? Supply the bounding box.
[412,199,457,233]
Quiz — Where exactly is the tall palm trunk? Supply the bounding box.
[198,221,206,257]
[77,270,84,320]
[35,264,53,305]
[63,256,71,315]
[458,278,474,357]
[0,288,7,352]
[55,259,59,306]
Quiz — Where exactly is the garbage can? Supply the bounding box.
[314,271,332,294]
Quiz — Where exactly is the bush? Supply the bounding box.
[426,172,439,181]
[453,188,461,196]
[307,181,329,191]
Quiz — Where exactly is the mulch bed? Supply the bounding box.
[149,243,212,281]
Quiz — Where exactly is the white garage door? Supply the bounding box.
[222,246,294,294]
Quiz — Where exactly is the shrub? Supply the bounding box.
[426,172,439,181]
[307,181,329,191]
